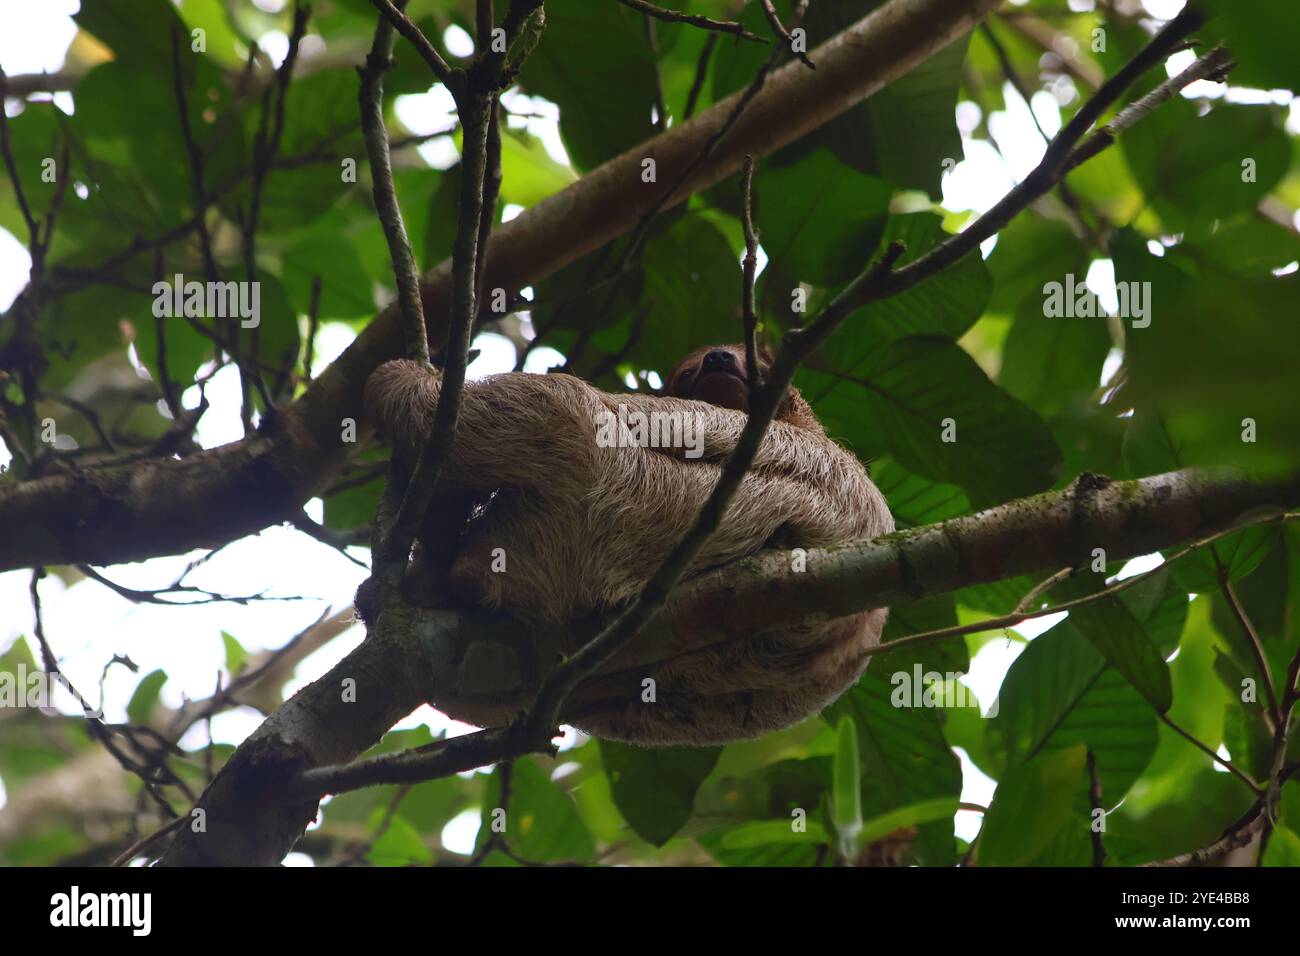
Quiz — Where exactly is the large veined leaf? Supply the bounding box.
[877,593,967,676]
[531,212,740,375]
[281,233,374,321]
[1051,574,1172,713]
[992,218,1111,417]
[987,619,1159,800]
[827,335,1062,508]
[754,150,892,291]
[871,457,970,529]
[1122,100,1292,235]
[986,216,1092,318]
[1112,228,1300,473]
[600,741,721,847]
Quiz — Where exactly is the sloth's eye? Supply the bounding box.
[674,370,694,393]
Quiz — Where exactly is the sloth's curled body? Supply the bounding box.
[364,347,893,745]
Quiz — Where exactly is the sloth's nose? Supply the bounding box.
[702,349,737,373]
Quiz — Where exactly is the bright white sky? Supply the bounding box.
[0,0,1291,856]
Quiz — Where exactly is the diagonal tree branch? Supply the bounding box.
[304,470,1296,796]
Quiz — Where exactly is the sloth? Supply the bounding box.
[362,344,893,745]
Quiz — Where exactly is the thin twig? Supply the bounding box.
[1220,576,1281,725]
[367,0,458,89]
[358,0,429,364]
[868,512,1292,660]
[1159,713,1261,793]
[683,32,718,119]
[739,154,761,402]
[1086,750,1106,867]
[760,0,814,69]
[615,0,765,42]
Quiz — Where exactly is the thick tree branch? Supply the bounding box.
[156,468,1300,863]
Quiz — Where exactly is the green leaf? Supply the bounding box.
[871,457,970,529]
[987,619,1159,801]
[367,812,434,866]
[0,102,68,231]
[176,0,246,67]
[281,234,374,321]
[75,0,191,79]
[516,0,658,170]
[698,825,827,867]
[1116,599,1233,820]
[861,797,960,845]
[717,819,830,849]
[1052,574,1173,713]
[323,475,383,532]
[1263,826,1300,867]
[498,127,577,207]
[126,669,168,725]
[600,741,721,846]
[755,151,892,291]
[819,336,1062,508]
[221,632,247,677]
[535,213,741,376]
[979,744,1088,866]
[831,31,968,197]
[987,215,1092,317]
[1122,100,1291,234]
[830,214,993,348]
[1000,308,1111,419]
[1202,0,1300,92]
[716,0,966,197]
[37,286,141,390]
[942,682,999,780]
[481,758,596,863]
[878,594,967,676]
[985,216,1111,417]
[1112,228,1300,473]
[246,273,302,396]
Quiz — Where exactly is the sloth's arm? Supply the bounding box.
[364,359,599,490]
[608,390,840,485]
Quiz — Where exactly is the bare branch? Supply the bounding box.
[358,0,429,365]
[760,0,814,69]
[366,0,458,90]
[615,0,766,43]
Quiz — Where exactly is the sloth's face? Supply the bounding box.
[665,345,762,413]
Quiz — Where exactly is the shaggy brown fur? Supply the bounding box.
[363,344,893,745]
